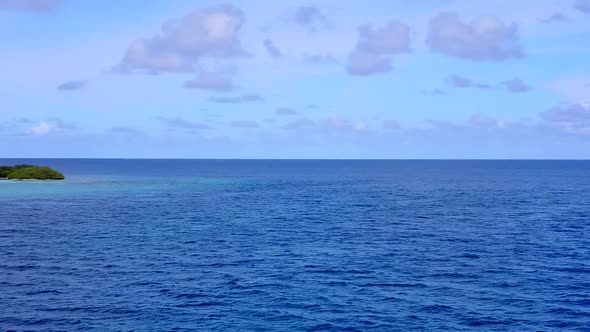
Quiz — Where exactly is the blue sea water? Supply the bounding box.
[1,159,589,331]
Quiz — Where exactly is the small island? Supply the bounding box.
[0,164,65,180]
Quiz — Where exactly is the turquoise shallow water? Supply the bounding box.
[1,159,589,331]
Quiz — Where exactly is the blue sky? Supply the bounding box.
[1,0,589,158]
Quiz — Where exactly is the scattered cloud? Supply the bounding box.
[469,113,500,128]
[57,80,86,91]
[347,20,412,76]
[346,52,392,76]
[282,118,316,130]
[293,5,327,32]
[356,21,413,55]
[184,71,236,92]
[541,103,590,134]
[427,12,523,61]
[304,54,338,65]
[447,75,492,89]
[27,117,75,136]
[208,94,263,103]
[383,120,401,130]
[282,116,370,135]
[320,117,370,134]
[503,79,531,93]
[231,120,259,128]
[28,122,52,136]
[109,126,142,135]
[263,39,282,59]
[276,107,297,115]
[539,13,567,24]
[14,117,35,124]
[0,0,62,12]
[157,116,209,130]
[575,0,590,14]
[117,5,245,74]
[422,88,446,96]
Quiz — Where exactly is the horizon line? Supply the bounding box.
[1,158,589,161]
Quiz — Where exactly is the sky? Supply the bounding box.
[1,0,589,159]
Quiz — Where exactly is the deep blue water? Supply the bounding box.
[1,159,589,331]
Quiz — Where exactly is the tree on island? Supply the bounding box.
[0,165,65,180]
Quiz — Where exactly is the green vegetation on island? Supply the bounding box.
[0,164,65,180]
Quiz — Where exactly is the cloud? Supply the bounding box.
[293,5,327,32]
[0,0,62,12]
[422,88,446,96]
[27,117,75,136]
[447,75,492,89]
[231,120,259,128]
[356,21,412,55]
[14,117,34,124]
[346,52,392,76]
[347,20,412,76]
[539,13,567,24]
[263,39,282,59]
[282,118,316,130]
[469,113,500,128]
[57,80,86,91]
[208,94,263,103]
[503,79,531,93]
[447,76,530,93]
[304,54,338,65]
[575,0,590,14]
[383,120,401,130]
[427,12,523,61]
[28,122,52,136]
[157,116,209,130]
[541,103,590,134]
[109,126,142,135]
[184,71,236,92]
[276,107,297,115]
[282,116,370,135]
[117,5,245,74]
[320,117,369,134]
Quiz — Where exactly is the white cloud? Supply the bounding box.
[447,75,492,89]
[184,71,236,92]
[541,103,590,134]
[356,21,412,55]
[28,122,52,136]
[118,5,245,74]
[276,107,297,115]
[27,118,75,136]
[293,5,327,32]
[208,94,263,103]
[156,117,210,131]
[427,12,523,61]
[538,13,567,24]
[346,52,391,76]
[469,113,500,128]
[304,54,338,65]
[503,79,531,93]
[383,120,401,130]
[346,20,412,76]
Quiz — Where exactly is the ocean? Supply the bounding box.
[0,159,589,331]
